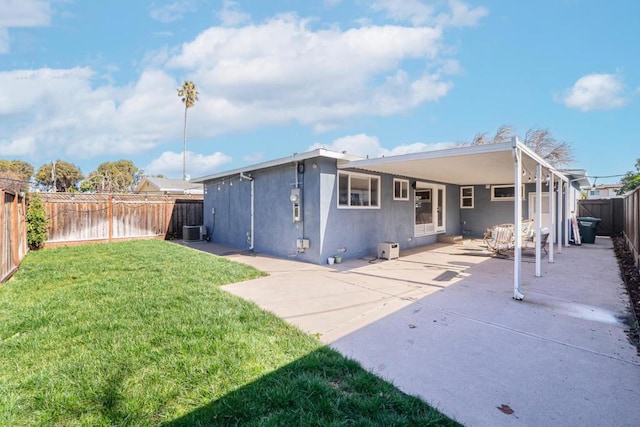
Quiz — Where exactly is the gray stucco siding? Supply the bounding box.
[203,157,475,264]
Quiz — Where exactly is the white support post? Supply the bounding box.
[564,181,572,248]
[535,164,542,277]
[513,144,524,300]
[557,179,564,254]
[549,173,555,263]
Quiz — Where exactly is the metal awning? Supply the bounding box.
[341,138,571,301]
[339,141,557,186]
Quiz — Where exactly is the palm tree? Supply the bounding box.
[464,125,575,167]
[177,81,199,180]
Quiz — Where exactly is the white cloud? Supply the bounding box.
[561,73,628,111]
[372,0,487,27]
[0,136,35,156]
[144,150,232,178]
[0,9,474,167]
[0,67,182,161]
[216,0,250,27]
[0,0,50,27]
[308,133,456,158]
[372,0,435,26]
[150,0,196,23]
[441,0,489,27]
[167,15,451,132]
[0,0,51,53]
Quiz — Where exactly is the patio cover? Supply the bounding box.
[340,138,570,300]
[340,140,549,186]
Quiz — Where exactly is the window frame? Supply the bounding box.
[393,178,410,201]
[460,186,474,209]
[337,171,381,209]
[490,184,524,201]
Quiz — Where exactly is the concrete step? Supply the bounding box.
[437,235,464,244]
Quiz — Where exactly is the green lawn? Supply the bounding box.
[0,240,458,426]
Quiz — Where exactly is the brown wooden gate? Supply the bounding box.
[577,198,624,236]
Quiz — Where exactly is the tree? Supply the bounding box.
[81,160,139,193]
[177,80,199,180]
[463,125,575,167]
[35,160,84,192]
[26,193,48,250]
[0,159,34,192]
[618,158,640,195]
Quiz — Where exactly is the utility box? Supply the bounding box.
[296,238,310,250]
[378,242,399,260]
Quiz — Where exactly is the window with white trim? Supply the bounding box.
[460,186,474,208]
[337,171,380,208]
[393,179,409,201]
[491,185,524,201]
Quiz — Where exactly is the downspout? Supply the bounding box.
[295,161,304,240]
[240,173,255,250]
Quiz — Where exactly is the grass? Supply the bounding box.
[0,239,458,426]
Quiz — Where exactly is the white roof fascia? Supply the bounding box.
[192,149,363,183]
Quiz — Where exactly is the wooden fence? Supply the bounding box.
[578,198,624,236]
[39,193,203,247]
[623,187,640,270]
[1,189,27,283]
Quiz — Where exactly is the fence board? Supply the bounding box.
[39,193,203,246]
[622,188,640,270]
[1,189,27,283]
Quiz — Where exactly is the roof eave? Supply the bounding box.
[192,149,364,183]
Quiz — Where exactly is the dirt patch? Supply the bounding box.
[612,236,640,353]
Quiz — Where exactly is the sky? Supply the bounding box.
[1,0,638,184]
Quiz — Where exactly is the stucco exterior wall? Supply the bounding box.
[316,164,460,262]
[203,156,464,264]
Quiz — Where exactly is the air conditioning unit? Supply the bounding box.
[378,242,399,260]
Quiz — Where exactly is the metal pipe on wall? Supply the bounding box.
[240,173,254,250]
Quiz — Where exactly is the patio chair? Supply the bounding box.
[483,223,515,255]
[522,227,550,254]
[483,220,538,256]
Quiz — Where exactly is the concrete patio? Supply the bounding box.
[180,237,640,426]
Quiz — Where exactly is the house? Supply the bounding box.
[193,139,588,299]
[135,177,203,196]
[586,183,623,199]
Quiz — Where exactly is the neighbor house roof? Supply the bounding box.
[135,177,203,195]
[192,149,363,183]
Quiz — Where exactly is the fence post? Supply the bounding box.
[12,193,19,267]
[164,196,171,238]
[108,194,113,242]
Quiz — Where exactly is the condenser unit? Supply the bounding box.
[377,242,399,260]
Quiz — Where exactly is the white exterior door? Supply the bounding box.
[529,192,551,230]
[414,182,446,237]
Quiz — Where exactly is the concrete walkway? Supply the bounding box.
[181,238,640,426]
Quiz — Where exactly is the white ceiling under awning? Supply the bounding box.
[340,142,555,185]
